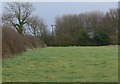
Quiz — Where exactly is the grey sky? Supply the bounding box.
[1,2,118,31]
[32,2,117,31]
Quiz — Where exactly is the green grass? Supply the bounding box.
[2,46,118,82]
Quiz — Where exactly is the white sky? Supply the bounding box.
[32,2,118,31]
[1,2,119,31]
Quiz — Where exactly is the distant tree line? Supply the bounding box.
[47,9,118,46]
[2,2,118,46]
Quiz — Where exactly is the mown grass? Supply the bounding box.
[2,46,118,82]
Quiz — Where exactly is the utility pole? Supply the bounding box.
[51,24,56,46]
[51,25,54,36]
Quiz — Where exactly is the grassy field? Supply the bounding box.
[2,46,118,82]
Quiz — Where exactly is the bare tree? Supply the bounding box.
[105,8,118,33]
[104,8,118,44]
[2,2,34,34]
[27,16,47,37]
[55,14,86,46]
[82,11,105,34]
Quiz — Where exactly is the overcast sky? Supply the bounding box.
[32,2,117,31]
[1,2,118,31]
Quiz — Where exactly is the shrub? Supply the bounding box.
[2,25,26,58]
[93,32,110,46]
[76,29,90,46]
[2,25,45,58]
[21,35,35,49]
[22,35,44,49]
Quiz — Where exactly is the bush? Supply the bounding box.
[76,29,90,46]
[22,35,44,49]
[93,32,110,46]
[2,25,45,58]
[2,25,26,58]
